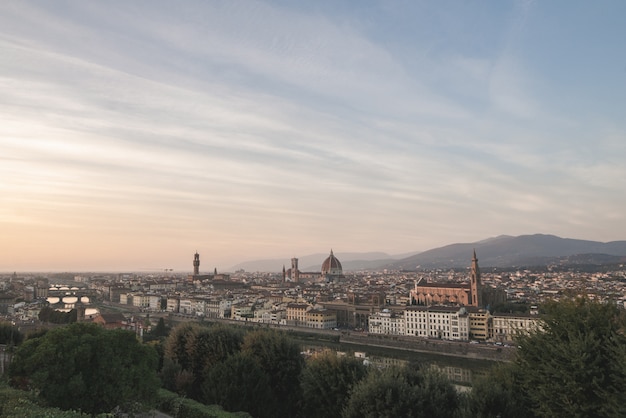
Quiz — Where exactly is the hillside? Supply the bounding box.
[385,234,626,270]
[228,235,626,272]
[229,252,405,273]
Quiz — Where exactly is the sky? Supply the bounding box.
[1,1,626,272]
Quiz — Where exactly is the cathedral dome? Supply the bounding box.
[321,250,342,275]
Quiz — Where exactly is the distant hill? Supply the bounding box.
[228,252,410,273]
[384,234,626,270]
[227,235,626,272]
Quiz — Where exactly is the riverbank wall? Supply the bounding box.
[339,333,515,362]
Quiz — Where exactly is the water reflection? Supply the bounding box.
[300,342,494,387]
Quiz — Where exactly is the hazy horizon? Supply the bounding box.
[2,1,625,271]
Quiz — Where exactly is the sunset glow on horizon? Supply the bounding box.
[2,1,625,272]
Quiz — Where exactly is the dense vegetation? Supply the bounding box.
[4,297,626,417]
[0,322,23,346]
[38,306,77,324]
[464,297,626,417]
[8,323,160,415]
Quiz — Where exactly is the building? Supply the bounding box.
[321,250,345,282]
[188,252,230,282]
[409,279,471,306]
[404,306,470,340]
[166,297,180,313]
[306,309,337,329]
[93,312,127,329]
[492,312,541,342]
[286,303,310,326]
[409,251,501,308]
[468,308,491,341]
[470,250,482,307]
[369,309,405,335]
[285,250,345,283]
[193,251,200,275]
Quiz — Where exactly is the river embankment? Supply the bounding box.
[338,332,515,362]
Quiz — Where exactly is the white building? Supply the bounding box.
[404,306,470,341]
[492,312,541,342]
[369,309,405,335]
[148,295,162,312]
[192,298,206,317]
[166,297,179,313]
[179,298,193,315]
[261,309,286,324]
[131,293,150,309]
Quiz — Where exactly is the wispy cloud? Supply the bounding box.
[1,1,625,270]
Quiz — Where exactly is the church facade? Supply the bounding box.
[409,250,484,308]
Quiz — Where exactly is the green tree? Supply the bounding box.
[240,329,304,417]
[201,352,272,417]
[163,322,200,372]
[163,323,243,399]
[9,322,160,415]
[463,362,534,418]
[514,297,626,417]
[0,321,23,346]
[342,363,459,418]
[38,306,76,324]
[300,351,368,418]
[153,317,169,337]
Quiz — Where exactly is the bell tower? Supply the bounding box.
[193,252,200,276]
[291,257,299,282]
[470,249,482,307]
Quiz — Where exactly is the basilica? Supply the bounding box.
[409,250,484,307]
[284,249,345,283]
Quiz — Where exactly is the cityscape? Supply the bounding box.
[2,1,626,416]
[3,244,626,346]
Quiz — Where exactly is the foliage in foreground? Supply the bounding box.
[0,380,92,418]
[464,297,626,418]
[515,297,626,417]
[343,363,459,418]
[300,350,368,418]
[0,322,23,346]
[8,322,160,415]
[155,388,251,418]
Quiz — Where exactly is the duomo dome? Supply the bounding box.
[321,249,342,276]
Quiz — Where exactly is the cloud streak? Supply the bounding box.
[1,0,625,271]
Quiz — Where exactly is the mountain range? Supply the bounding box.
[228,234,626,272]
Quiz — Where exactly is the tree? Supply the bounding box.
[163,323,243,399]
[240,329,304,417]
[201,352,272,417]
[342,363,459,418]
[300,350,368,418]
[9,322,160,415]
[463,363,534,418]
[0,321,23,346]
[38,306,75,324]
[163,322,201,372]
[153,317,169,337]
[514,297,626,417]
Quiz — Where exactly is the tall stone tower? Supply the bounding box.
[193,252,200,276]
[470,249,482,307]
[291,257,299,282]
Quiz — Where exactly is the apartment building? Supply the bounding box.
[306,309,337,329]
[492,312,541,342]
[286,303,310,326]
[369,309,405,335]
[403,306,469,340]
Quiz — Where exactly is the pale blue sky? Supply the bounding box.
[1,1,625,271]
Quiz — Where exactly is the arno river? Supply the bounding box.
[294,336,498,388]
